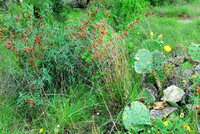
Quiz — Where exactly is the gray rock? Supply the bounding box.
[163,75,190,89]
[161,85,185,102]
[181,69,195,79]
[143,83,158,99]
[150,107,178,119]
[194,64,200,74]
[171,56,185,67]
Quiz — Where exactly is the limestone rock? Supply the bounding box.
[161,85,185,102]
[153,101,167,110]
[150,107,178,119]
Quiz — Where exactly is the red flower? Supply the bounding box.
[136,20,139,23]
[101,30,105,35]
[65,26,67,30]
[102,22,106,26]
[98,24,101,28]
[197,89,200,94]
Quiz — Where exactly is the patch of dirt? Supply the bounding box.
[177,19,193,23]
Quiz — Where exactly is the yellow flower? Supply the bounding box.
[147,62,150,64]
[150,31,153,36]
[180,112,184,118]
[124,115,127,118]
[164,121,168,126]
[176,90,179,92]
[137,32,140,34]
[180,27,181,29]
[0,29,2,31]
[148,106,151,108]
[193,75,196,78]
[148,130,151,133]
[182,80,186,83]
[39,128,43,133]
[164,45,171,52]
[186,126,191,131]
[158,34,163,39]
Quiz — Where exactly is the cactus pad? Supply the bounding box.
[188,42,200,62]
[152,51,165,71]
[134,49,152,74]
[122,101,152,132]
[140,88,155,105]
[167,101,178,107]
[173,44,187,58]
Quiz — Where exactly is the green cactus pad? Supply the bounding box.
[134,49,152,74]
[167,101,178,107]
[154,118,173,132]
[173,44,187,58]
[122,101,152,132]
[140,88,155,106]
[152,51,165,71]
[163,63,175,77]
[188,42,200,62]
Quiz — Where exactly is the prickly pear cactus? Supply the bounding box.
[167,101,178,107]
[140,88,155,106]
[134,49,152,74]
[188,42,200,62]
[152,51,165,71]
[173,44,187,58]
[163,63,175,77]
[122,101,152,132]
[154,118,173,133]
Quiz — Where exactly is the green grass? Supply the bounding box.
[137,16,200,50]
[0,96,24,133]
[144,0,200,18]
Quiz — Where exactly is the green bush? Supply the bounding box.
[109,0,149,30]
